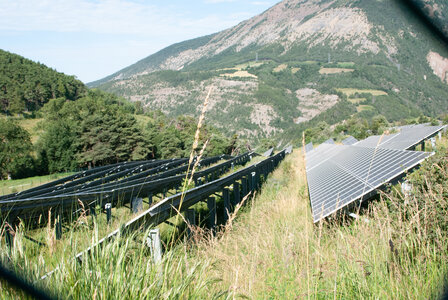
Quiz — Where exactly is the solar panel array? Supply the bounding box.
[305,124,443,223]
[342,136,358,145]
[305,142,314,153]
[0,154,246,222]
[262,147,274,157]
[354,124,445,150]
[306,144,432,222]
[323,138,335,144]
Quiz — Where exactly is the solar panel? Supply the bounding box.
[305,142,314,153]
[341,136,358,145]
[305,145,432,223]
[355,125,445,150]
[262,147,274,157]
[323,138,335,144]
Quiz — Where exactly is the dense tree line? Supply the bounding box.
[0,49,237,180]
[0,49,87,114]
[0,89,236,179]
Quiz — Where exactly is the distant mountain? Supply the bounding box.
[92,0,448,139]
[0,49,87,114]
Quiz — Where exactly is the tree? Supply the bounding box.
[74,107,150,168]
[370,115,388,135]
[37,119,77,173]
[0,119,34,179]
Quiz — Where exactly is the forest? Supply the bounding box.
[0,90,236,180]
[0,50,236,180]
[0,49,86,114]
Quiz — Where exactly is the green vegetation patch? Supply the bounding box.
[273,64,288,73]
[0,172,74,196]
[336,61,355,67]
[319,67,355,74]
[357,104,375,112]
[337,88,388,97]
[348,97,366,104]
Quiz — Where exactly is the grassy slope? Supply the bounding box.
[0,116,43,145]
[1,144,447,298]
[187,147,447,298]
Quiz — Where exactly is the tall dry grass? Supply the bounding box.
[185,148,448,299]
[1,134,447,299]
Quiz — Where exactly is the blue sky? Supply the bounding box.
[0,0,278,83]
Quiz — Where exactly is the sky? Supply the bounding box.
[0,0,278,83]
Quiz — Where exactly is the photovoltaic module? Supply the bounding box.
[354,124,445,150]
[306,144,432,222]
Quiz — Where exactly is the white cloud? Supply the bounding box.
[0,0,239,36]
[0,0,277,82]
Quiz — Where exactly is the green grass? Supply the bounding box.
[0,155,264,272]
[301,60,319,64]
[1,144,447,298]
[0,116,43,144]
[336,62,355,67]
[357,104,375,112]
[0,173,74,196]
[184,148,448,298]
[348,97,366,104]
[336,88,388,97]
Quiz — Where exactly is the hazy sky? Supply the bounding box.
[0,0,278,83]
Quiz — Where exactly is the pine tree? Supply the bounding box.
[0,119,34,179]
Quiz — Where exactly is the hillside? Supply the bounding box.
[0,49,87,114]
[92,0,448,140]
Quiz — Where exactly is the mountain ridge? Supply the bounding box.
[92,0,448,140]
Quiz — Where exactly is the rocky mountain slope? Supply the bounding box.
[91,0,448,139]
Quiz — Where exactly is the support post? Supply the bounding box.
[430,137,436,151]
[233,182,240,206]
[185,209,196,238]
[207,197,217,232]
[249,172,256,192]
[256,172,261,190]
[55,211,62,240]
[147,228,162,264]
[148,193,153,206]
[241,176,248,199]
[105,203,112,224]
[223,188,231,224]
[90,204,96,217]
[131,197,143,214]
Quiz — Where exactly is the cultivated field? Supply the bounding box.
[319,67,354,74]
[336,88,388,96]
